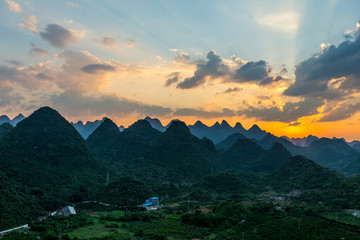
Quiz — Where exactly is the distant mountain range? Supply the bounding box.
[145,117,267,143]
[1,113,358,149]
[0,113,25,126]
[1,111,359,176]
[0,106,360,230]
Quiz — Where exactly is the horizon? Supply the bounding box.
[1,106,358,142]
[1,1,360,141]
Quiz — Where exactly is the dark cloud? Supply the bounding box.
[173,50,286,89]
[235,60,269,81]
[280,67,288,75]
[288,122,301,126]
[173,107,236,118]
[0,64,56,92]
[284,28,360,99]
[233,60,286,85]
[29,48,48,57]
[320,102,360,122]
[40,24,82,48]
[81,64,115,74]
[0,65,39,88]
[101,36,117,48]
[176,50,231,89]
[221,87,242,94]
[239,98,323,122]
[164,72,181,87]
[343,31,353,40]
[6,60,23,66]
[51,90,172,117]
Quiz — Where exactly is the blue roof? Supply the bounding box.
[150,197,158,200]
[142,202,153,206]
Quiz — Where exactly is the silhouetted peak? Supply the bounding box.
[263,132,274,138]
[13,113,25,120]
[249,124,262,131]
[75,120,84,125]
[220,120,231,127]
[193,120,206,127]
[212,121,220,127]
[0,115,11,121]
[25,106,66,125]
[234,122,244,129]
[269,142,289,152]
[87,118,119,142]
[101,118,118,128]
[311,137,349,148]
[166,120,191,135]
[165,119,180,128]
[128,119,154,132]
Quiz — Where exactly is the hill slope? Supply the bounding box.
[0,107,107,209]
[269,155,343,191]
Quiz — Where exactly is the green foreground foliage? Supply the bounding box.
[3,200,360,240]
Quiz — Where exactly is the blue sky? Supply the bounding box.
[1,0,360,140]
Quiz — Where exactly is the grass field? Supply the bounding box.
[88,210,126,219]
[323,212,360,226]
[133,218,209,239]
[67,222,131,239]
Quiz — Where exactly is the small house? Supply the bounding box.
[52,206,77,216]
[141,197,160,210]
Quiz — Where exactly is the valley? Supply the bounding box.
[1,106,360,239]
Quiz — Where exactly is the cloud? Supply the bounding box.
[0,83,24,107]
[6,60,23,66]
[66,2,79,7]
[222,87,242,94]
[164,72,181,87]
[173,107,236,118]
[173,50,287,89]
[169,49,182,52]
[40,24,83,48]
[51,90,172,118]
[343,29,354,40]
[101,36,117,48]
[5,0,21,13]
[81,64,115,74]
[234,60,284,85]
[29,47,48,57]
[56,50,141,92]
[256,12,300,34]
[284,20,360,99]
[177,50,231,89]
[174,52,191,64]
[18,15,37,33]
[56,50,111,91]
[123,39,135,48]
[320,102,360,122]
[288,122,301,126]
[239,98,323,122]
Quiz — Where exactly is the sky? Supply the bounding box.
[1,0,360,140]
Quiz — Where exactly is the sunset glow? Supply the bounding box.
[1,0,360,140]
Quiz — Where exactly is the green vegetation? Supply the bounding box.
[0,122,13,140]
[2,106,360,239]
[0,171,43,230]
